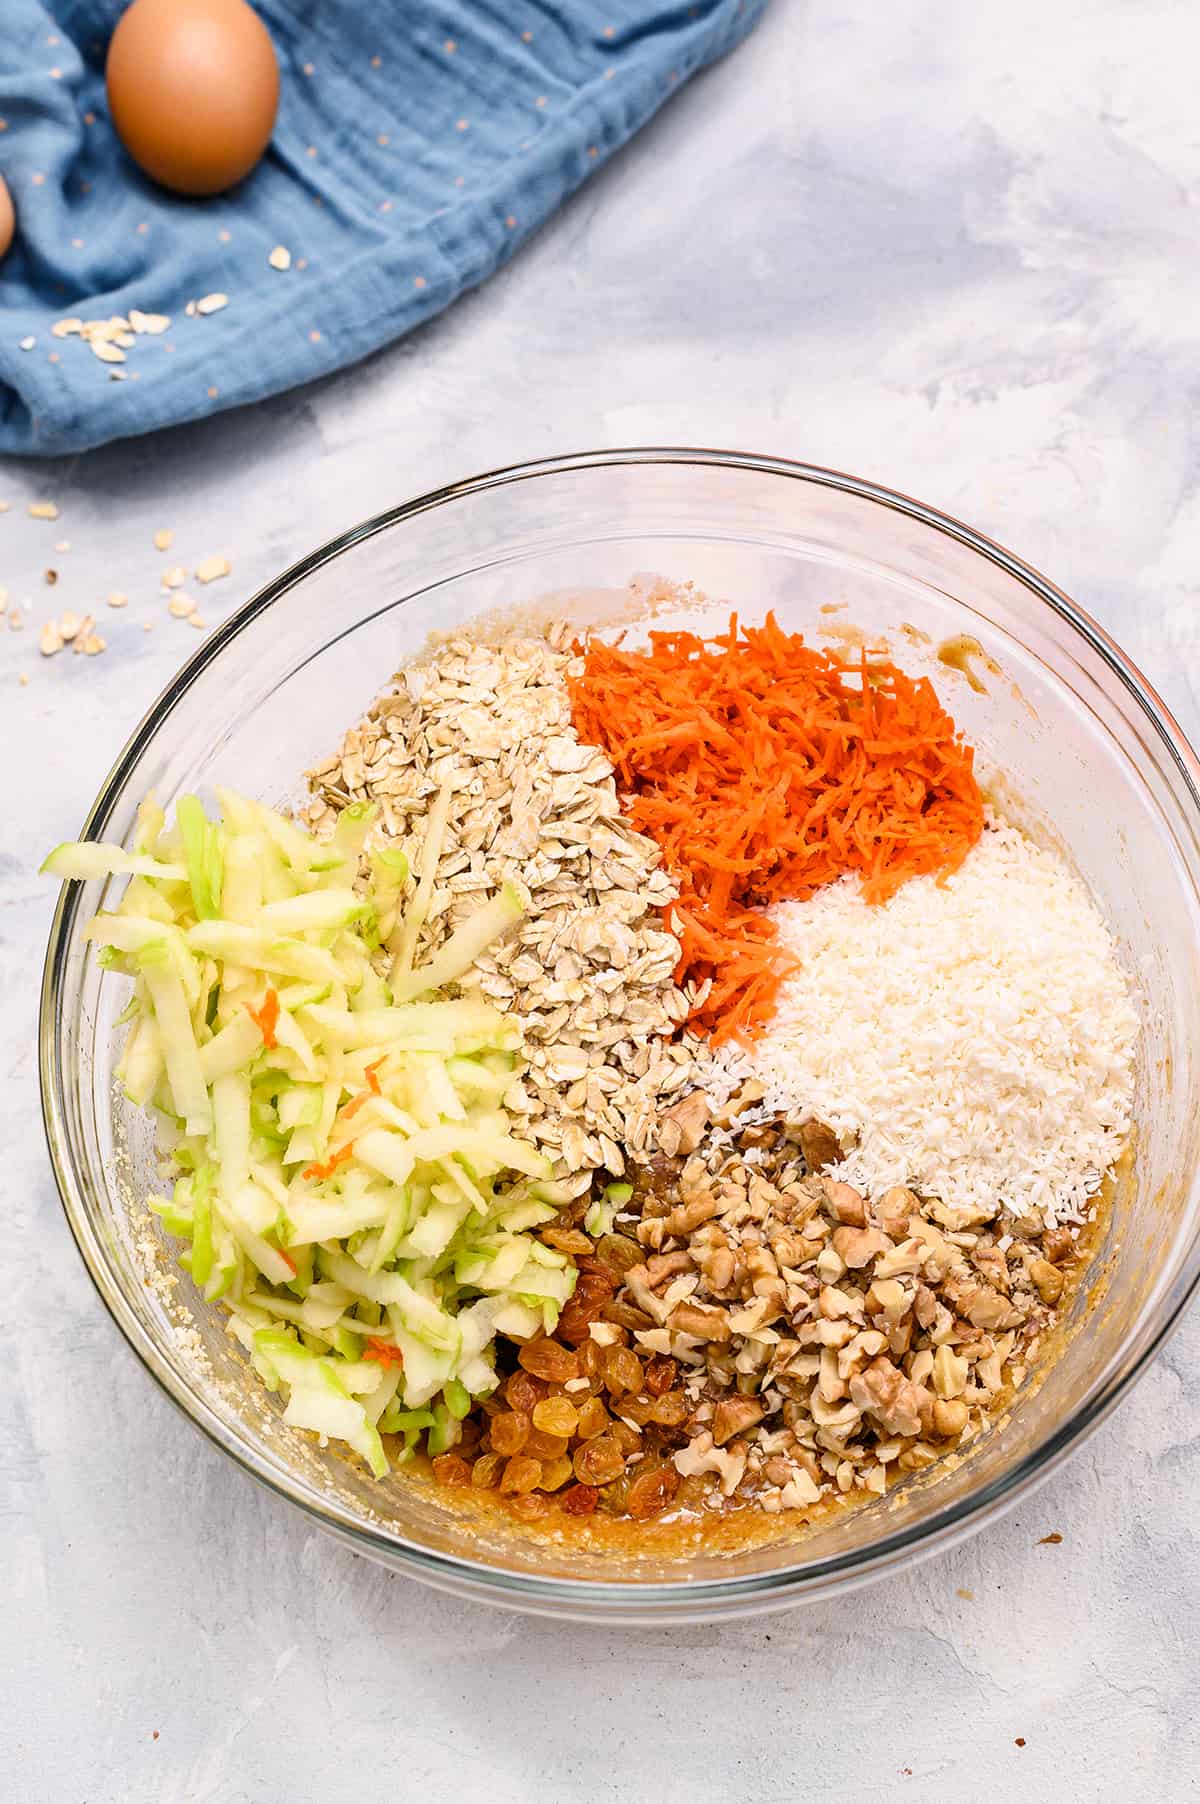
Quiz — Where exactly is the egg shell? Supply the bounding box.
[107,0,279,197]
[0,175,14,261]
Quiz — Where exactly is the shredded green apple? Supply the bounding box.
[43,791,577,1477]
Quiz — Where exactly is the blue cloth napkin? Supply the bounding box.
[0,0,765,456]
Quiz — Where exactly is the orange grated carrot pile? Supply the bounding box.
[568,613,983,1042]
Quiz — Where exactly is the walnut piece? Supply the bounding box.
[658,1089,711,1158]
[849,1356,930,1439]
[831,1225,891,1269]
[673,1430,746,1495]
[711,1395,766,1445]
[820,1177,867,1227]
[666,1300,732,1342]
[798,1117,842,1171]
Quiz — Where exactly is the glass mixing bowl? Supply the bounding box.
[40,449,1200,1623]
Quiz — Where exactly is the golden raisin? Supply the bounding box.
[576,1395,610,1440]
[540,1226,594,1256]
[610,1419,643,1457]
[625,1461,681,1520]
[573,1433,625,1486]
[573,1260,617,1295]
[504,1369,544,1413]
[526,1428,569,1461]
[557,1272,615,1345]
[575,1269,616,1301]
[578,1339,605,1382]
[562,1483,599,1515]
[431,1453,472,1487]
[518,1339,580,1383]
[643,1354,678,1397]
[650,1391,689,1427]
[603,1346,644,1396]
[499,1454,543,1494]
[538,1454,575,1492]
[490,1410,531,1457]
[594,1233,644,1278]
[509,1492,553,1520]
[470,1451,503,1489]
[600,1472,632,1514]
[616,1394,656,1426]
[533,1396,580,1436]
[603,1299,654,1333]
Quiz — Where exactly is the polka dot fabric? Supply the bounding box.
[0,0,765,454]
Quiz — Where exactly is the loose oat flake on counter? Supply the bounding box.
[45,605,1138,1541]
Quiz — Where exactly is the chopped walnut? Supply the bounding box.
[576,1105,1096,1528]
[798,1117,842,1172]
[666,1300,732,1342]
[1028,1257,1066,1303]
[849,1356,931,1439]
[673,1431,746,1495]
[931,1344,969,1399]
[931,1399,969,1437]
[1041,1227,1075,1266]
[955,1280,1021,1330]
[831,1224,890,1269]
[874,1185,918,1233]
[701,1243,736,1290]
[873,1236,926,1279]
[658,1090,711,1158]
[818,1284,858,1321]
[711,1395,766,1445]
[778,1469,822,1508]
[643,1249,694,1287]
[821,1177,867,1226]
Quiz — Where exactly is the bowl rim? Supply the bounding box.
[39,445,1200,1617]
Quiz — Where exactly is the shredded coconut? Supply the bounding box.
[710,823,1137,1228]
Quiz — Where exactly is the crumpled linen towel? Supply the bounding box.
[0,0,765,455]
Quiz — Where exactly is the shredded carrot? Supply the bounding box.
[569,614,983,1042]
[277,1247,297,1277]
[338,1059,386,1125]
[247,987,279,1050]
[301,1141,356,1182]
[364,1337,405,1369]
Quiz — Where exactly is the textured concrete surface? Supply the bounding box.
[3,3,1200,1799]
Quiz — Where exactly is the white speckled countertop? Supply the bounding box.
[4,3,1200,1797]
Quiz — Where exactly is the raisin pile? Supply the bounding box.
[424,1227,703,1523]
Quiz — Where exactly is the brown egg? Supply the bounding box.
[0,175,14,261]
[107,0,279,197]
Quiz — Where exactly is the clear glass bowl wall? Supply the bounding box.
[41,452,1200,1623]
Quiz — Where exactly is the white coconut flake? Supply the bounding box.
[710,823,1137,1228]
